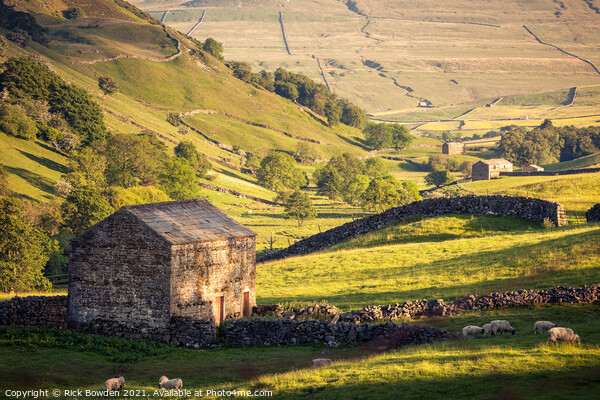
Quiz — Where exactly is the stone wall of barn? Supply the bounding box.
[67,210,172,335]
[258,195,568,262]
[170,237,256,323]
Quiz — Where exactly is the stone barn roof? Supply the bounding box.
[122,198,257,245]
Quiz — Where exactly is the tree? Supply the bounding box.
[341,103,367,129]
[362,176,402,213]
[0,197,53,292]
[0,164,9,196]
[61,186,113,234]
[104,133,167,187]
[63,7,85,20]
[425,168,455,188]
[365,157,388,178]
[390,123,412,150]
[256,152,307,191]
[274,81,299,101]
[202,38,224,60]
[343,175,369,206]
[174,140,211,176]
[294,142,321,164]
[315,166,343,199]
[0,103,37,139]
[363,122,391,149]
[98,76,119,95]
[259,70,275,92]
[324,100,342,127]
[159,157,201,201]
[66,147,107,189]
[282,190,317,227]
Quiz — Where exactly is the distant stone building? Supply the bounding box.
[442,142,464,155]
[522,165,544,172]
[418,100,433,107]
[68,198,257,342]
[472,159,513,181]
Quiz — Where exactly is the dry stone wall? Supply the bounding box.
[587,203,600,222]
[1,284,598,347]
[259,195,567,262]
[0,296,215,347]
[501,168,600,177]
[226,319,457,347]
[256,285,600,324]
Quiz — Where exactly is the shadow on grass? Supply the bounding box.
[17,150,69,174]
[260,227,600,308]
[336,134,371,151]
[4,166,55,195]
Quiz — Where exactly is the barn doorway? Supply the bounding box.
[215,295,224,326]
[242,291,250,318]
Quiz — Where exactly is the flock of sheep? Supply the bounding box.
[104,375,183,393]
[103,320,581,391]
[462,320,581,344]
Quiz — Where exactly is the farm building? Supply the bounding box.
[418,99,433,107]
[472,159,513,181]
[67,198,257,339]
[522,164,544,172]
[442,142,464,155]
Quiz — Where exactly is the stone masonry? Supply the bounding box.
[258,195,567,262]
[68,198,256,345]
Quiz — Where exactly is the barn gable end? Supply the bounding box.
[67,198,257,345]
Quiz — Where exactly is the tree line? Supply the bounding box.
[499,119,600,166]
[0,57,212,292]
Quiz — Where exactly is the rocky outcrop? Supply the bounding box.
[258,195,567,262]
[586,203,600,222]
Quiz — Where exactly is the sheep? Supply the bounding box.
[548,327,580,344]
[462,325,484,337]
[534,320,556,335]
[483,323,492,335]
[158,376,183,390]
[311,358,333,368]
[105,376,125,392]
[490,320,515,336]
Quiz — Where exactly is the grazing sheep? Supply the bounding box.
[105,376,125,392]
[534,321,556,335]
[158,376,183,390]
[483,323,492,335]
[490,320,515,336]
[311,358,333,368]
[548,327,580,344]
[462,325,484,337]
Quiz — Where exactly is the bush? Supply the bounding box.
[63,7,85,20]
[0,103,37,139]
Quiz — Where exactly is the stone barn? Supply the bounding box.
[67,198,257,342]
[472,159,513,181]
[522,164,544,172]
[442,142,464,155]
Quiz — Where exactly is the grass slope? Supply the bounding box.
[257,221,600,309]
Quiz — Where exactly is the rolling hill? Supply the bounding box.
[133,0,600,119]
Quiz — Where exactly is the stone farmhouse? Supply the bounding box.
[442,142,464,155]
[472,159,513,181]
[67,198,257,342]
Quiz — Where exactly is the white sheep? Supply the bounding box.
[533,320,556,335]
[158,376,183,390]
[311,358,333,368]
[105,376,125,392]
[483,323,492,335]
[490,320,515,336]
[462,325,484,337]
[548,327,580,344]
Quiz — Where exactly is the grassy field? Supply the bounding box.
[258,220,600,309]
[139,0,600,115]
